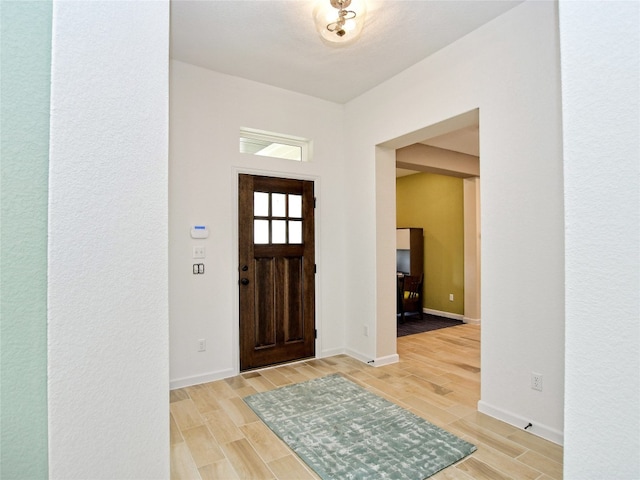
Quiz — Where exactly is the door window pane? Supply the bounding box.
[272,220,286,244]
[272,193,286,217]
[254,192,269,217]
[289,194,302,218]
[289,221,302,244]
[254,220,269,244]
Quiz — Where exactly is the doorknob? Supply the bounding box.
[240,278,250,285]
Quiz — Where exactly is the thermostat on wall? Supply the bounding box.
[190,225,209,239]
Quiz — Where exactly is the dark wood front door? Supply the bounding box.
[238,174,315,371]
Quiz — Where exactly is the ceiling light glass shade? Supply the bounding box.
[313,0,366,45]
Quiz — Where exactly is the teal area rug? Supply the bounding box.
[244,373,476,479]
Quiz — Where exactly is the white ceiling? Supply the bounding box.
[396,123,479,176]
[422,124,479,157]
[170,1,508,169]
[170,0,522,104]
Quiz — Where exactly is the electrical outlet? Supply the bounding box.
[193,246,205,259]
[531,372,543,391]
[449,293,454,301]
[198,339,206,352]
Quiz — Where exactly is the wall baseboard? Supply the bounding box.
[345,348,399,368]
[170,368,235,390]
[345,348,376,366]
[320,347,345,358]
[171,349,352,389]
[171,349,400,389]
[371,354,400,367]
[463,316,481,325]
[478,400,564,446]
[423,308,465,321]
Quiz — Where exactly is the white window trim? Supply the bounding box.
[240,128,312,162]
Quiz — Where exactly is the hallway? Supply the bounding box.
[170,324,563,479]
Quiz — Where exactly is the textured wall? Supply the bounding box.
[345,0,565,443]
[396,173,465,314]
[0,1,51,477]
[47,2,170,478]
[560,1,640,477]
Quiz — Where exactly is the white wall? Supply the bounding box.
[344,1,565,443]
[47,2,170,478]
[559,1,640,477]
[169,61,348,387]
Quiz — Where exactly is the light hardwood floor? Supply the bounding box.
[170,324,563,479]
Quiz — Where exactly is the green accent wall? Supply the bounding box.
[1,1,52,477]
[396,173,464,314]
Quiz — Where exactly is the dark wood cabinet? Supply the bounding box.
[396,228,423,276]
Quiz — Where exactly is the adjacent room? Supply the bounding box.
[395,117,481,337]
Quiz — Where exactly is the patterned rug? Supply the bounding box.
[244,374,476,479]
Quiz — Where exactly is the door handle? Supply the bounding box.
[240,278,250,285]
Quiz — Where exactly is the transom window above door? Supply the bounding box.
[239,128,311,162]
[254,192,303,244]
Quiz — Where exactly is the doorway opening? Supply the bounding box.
[377,109,481,345]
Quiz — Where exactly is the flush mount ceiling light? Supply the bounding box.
[313,0,366,45]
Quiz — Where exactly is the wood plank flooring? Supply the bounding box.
[170,325,563,479]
